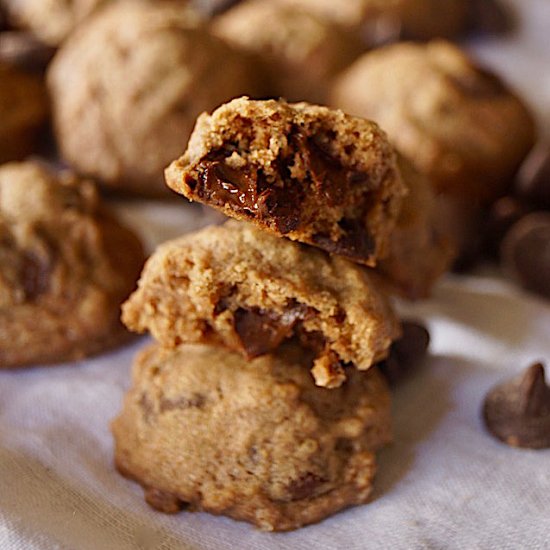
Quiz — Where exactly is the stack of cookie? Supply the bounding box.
[112,97,448,530]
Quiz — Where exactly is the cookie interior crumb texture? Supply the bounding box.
[112,343,392,531]
[0,161,145,367]
[122,221,400,388]
[166,97,406,266]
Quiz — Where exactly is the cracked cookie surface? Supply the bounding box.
[0,161,144,367]
[122,221,399,388]
[112,343,392,531]
[165,97,406,266]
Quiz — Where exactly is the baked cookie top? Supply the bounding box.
[212,0,363,103]
[165,97,406,266]
[122,221,400,388]
[112,343,392,531]
[0,161,144,367]
[47,2,259,196]
[330,40,536,204]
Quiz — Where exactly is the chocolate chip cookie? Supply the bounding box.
[1,0,108,45]
[165,97,406,266]
[378,156,455,299]
[122,221,400,388]
[0,161,145,368]
[47,2,260,196]
[330,41,536,204]
[112,343,392,531]
[0,62,48,163]
[212,0,363,103]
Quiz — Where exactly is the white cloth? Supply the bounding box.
[2,1,550,547]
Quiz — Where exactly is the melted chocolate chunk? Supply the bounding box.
[483,363,550,449]
[233,303,316,358]
[20,251,52,301]
[287,472,327,501]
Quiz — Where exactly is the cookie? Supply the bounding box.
[112,343,392,531]
[212,0,363,103]
[47,2,261,197]
[1,0,108,45]
[378,156,455,299]
[122,221,400,388]
[273,0,468,40]
[0,161,145,368]
[330,41,536,204]
[165,97,406,266]
[0,62,48,163]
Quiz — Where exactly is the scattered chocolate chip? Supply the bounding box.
[468,0,517,36]
[313,218,375,262]
[287,472,327,501]
[516,144,550,210]
[483,196,533,259]
[379,320,430,386]
[500,213,550,299]
[483,363,550,449]
[144,487,187,514]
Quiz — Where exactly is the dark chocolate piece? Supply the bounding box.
[516,144,550,210]
[287,472,327,501]
[0,32,56,73]
[500,213,550,299]
[483,363,550,449]
[20,251,52,301]
[379,320,430,386]
[467,0,516,36]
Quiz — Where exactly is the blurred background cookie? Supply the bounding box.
[47,1,263,197]
[0,161,144,367]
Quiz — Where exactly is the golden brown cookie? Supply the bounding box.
[112,343,392,531]
[273,0,468,40]
[0,161,145,368]
[0,62,48,163]
[377,156,455,299]
[165,97,406,266]
[212,0,363,103]
[122,221,400,388]
[330,41,536,204]
[47,1,261,197]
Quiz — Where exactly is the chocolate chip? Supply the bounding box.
[287,472,326,501]
[516,144,550,210]
[483,363,550,449]
[379,320,430,386]
[20,251,51,301]
[144,487,187,514]
[500,213,550,299]
[483,196,532,259]
[468,0,516,36]
[313,218,375,262]
[0,32,56,73]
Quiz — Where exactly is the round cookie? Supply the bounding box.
[47,1,260,197]
[0,161,145,368]
[377,156,455,299]
[330,41,536,204]
[112,343,392,531]
[0,62,48,163]
[273,0,468,40]
[212,0,363,103]
[122,221,400,389]
[1,0,108,46]
[165,97,406,266]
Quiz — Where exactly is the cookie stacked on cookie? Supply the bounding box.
[112,97,441,530]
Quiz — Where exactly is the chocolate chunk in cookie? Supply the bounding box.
[0,161,145,368]
[112,343,392,531]
[122,221,400,388]
[166,97,406,266]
